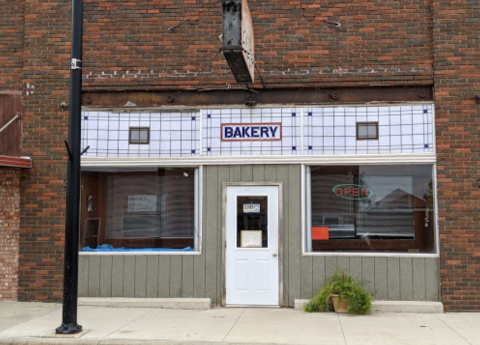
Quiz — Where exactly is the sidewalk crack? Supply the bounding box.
[337,314,348,345]
[85,307,154,341]
[222,308,246,343]
[434,315,473,345]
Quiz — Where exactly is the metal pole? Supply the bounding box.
[56,0,83,335]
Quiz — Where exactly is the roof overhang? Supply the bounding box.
[0,156,32,168]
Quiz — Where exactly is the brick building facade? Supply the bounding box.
[0,0,479,311]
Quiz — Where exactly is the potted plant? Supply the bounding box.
[304,269,372,315]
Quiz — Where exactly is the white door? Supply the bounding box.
[225,185,279,306]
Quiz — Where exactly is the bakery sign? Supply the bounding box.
[221,123,282,141]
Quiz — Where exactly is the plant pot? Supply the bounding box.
[331,294,348,314]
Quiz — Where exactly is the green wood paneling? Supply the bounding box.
[276,165,289,306]
[400,258,413,301]
[79,165,440,304]
[425,258,440,301]
[374,257,388,300]
[288,165,302,307]
[413,258,426,301]
[312,256,326,295]
[387,257,401,300]
[301,256,312,299]
[217,166,230,305]
[158,256,171,298]
[88,255,100,297]
[205,166,218,303]
[134,255,147,298]
[252,165,265,182]
[349,257,362,280]
[99,256,112,298]
[182,255,194,298]
[146,256,159,298]
[78,256,88,297]
[111,255,124,297]
[241,165,253,182]
[170,256,182,298]
[361,257,375,296]
[123,256,135,297]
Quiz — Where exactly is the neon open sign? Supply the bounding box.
[332,184,373,200]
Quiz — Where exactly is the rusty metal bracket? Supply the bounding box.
[167,92,182,103]
[476,94,480,105]
[0,112,21,134]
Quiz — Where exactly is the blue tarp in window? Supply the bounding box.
[82,244,193,252]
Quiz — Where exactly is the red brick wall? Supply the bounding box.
[0,0,24,90]
[17,0,71,301]
[1,0,479,310]
[433,1,480,312]
[81,0,434,89]
[0,168,21,300]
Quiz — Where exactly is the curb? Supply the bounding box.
[294,299,444,313]
[78,298,212,310]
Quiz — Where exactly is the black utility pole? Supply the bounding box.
[56,0,83,335]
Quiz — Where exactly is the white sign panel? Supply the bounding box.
[241,230,262,248]
[243,203,260,213]
[127,195,157,212]
[221,123,282,141]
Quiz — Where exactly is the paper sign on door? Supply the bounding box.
[241,230,262,248]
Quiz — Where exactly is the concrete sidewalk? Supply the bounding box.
[0,302,479,345]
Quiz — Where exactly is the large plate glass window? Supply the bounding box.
[305,165,436,253]
[80,167,200,252]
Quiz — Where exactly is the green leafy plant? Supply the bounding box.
[304,269,373,315]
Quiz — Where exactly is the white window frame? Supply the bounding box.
[302,161,439,258]
[79,165,203,256]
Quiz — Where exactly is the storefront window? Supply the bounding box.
[80,167,199,252]
[306,165,436,253]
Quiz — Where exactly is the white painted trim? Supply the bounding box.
[79,251,201,256]
[301,162,440,257]
[199,109,204,156]
[302,252,439,258]
[82,153,437,167]
[304,165,312,252]
[80,166,203,256]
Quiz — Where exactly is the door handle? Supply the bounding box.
[272,253,277,257]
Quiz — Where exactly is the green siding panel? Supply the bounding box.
[182,255,194,298]
[123,256,135,297]
[170,256,182,298]
[88,255,100,297]
[134,256,147,298]
[205,166,218,303]
[146,256,159,298]
[413,258,426,301]
[111,255,124,297]
[158,256,171,298]
[78,256,88,297]
[100,256,113,297]
[79,164,440,304]
[400,258,413,301]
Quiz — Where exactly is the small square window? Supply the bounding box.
[356,122,378,140]
[129,127,150,144]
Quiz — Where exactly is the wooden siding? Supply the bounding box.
[79,165,440,306]
[0,93,22,157]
